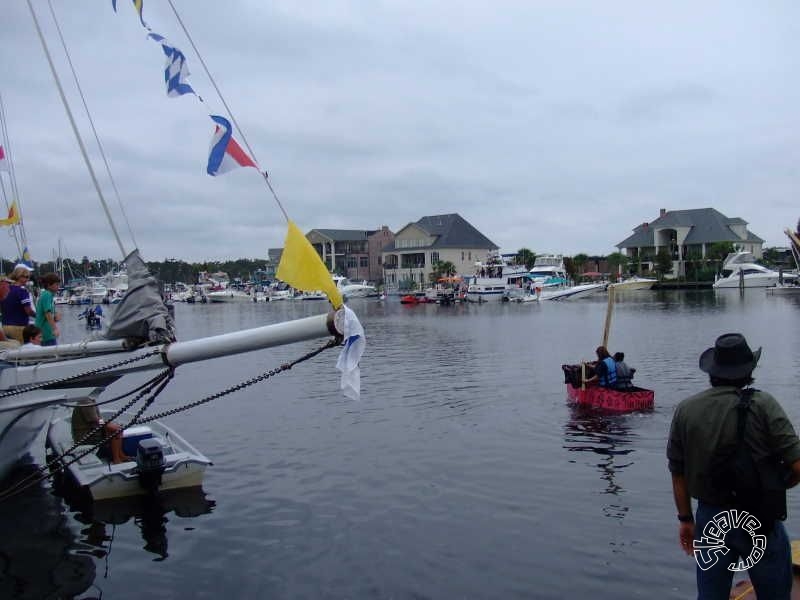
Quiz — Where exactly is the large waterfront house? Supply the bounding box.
[381,213,498,290]
[616,208,765,277]
[306,226,395,283]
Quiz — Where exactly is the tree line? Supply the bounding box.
[0,256,272,285]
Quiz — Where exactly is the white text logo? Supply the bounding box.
[693,509,766,571]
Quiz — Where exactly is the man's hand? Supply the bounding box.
[679,522,695,556]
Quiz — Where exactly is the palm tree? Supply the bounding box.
[564,253,589,281]
[606,252,628,280]
[516,248,537,270]
[430,260,457,282]
[654,249,673,280]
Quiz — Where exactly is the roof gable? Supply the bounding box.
[416,213,498,249]
[384,213,497,252]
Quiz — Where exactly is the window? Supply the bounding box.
[346,257,356,268]
[461,251,465,261]
[431,252,439,264]
[359,256,369,267]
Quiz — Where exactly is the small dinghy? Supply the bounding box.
[561,364,654,412]
[46,410,212,501]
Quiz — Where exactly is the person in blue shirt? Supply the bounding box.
[584,346,617,387]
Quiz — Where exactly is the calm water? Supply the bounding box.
[1,290,799,599]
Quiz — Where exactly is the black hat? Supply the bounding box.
[699,333,762,379]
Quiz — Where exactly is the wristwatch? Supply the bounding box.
[678,514,694,523]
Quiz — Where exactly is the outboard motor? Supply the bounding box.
[136,437,167,491]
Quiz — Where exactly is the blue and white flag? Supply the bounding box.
[147,33,196,98]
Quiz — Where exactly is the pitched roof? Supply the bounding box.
[616,208,764,248]
[383,213,498,251]
[310,229,376,242]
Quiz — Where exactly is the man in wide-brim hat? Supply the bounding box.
[667,333,800,599]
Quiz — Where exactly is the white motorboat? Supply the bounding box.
[767,227,800,296]
[334,276,379,299]
[206,288,253,303]
[538,282,607,301]
[296,290,328,300]
[46,410,211,500]
[609,275,657,291]
[465,252,529,303]
[712,251,795,289]
[507,293,539,303]
[268,289,293,301]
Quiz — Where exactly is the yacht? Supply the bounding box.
[524,254,605,300]
[465,252,529,303]
[528,255,569,288]
[712,251,796,289]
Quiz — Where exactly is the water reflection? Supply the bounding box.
[68,487,216,562]
[563,406,636,519]
[0,464,96,599]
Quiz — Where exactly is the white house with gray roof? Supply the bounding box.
[381,213,498,290]
[616,208,765,276]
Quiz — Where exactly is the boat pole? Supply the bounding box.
[602,284,615,349]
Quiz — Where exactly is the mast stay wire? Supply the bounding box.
[26,0,128,261]
[166,0,290,223]
[0,93,28,260]
[46,0,139,253]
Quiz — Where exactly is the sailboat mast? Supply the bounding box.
[58,238,64,282]
[0,93,26,260]
[25,0,127,260]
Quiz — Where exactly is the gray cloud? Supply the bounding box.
[0,0,797,265]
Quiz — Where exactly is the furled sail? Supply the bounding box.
[104,249,176,344]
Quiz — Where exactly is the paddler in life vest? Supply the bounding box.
[584,346,617,388]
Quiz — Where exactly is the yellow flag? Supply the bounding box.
[0,202,20,227]
[277,220,343,309]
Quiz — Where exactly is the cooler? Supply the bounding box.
[122,425,154,456]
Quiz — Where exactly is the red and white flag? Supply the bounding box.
[0,145,9,171]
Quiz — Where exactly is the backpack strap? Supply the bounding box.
[735,388,755,441]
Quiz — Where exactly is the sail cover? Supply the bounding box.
[104,249,176,344]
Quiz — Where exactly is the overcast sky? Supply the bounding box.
[0,1,798,263]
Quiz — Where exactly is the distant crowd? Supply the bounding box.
[0,263,62,349]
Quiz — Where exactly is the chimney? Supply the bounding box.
[660,208,666,217]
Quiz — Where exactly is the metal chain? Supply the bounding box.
[0,347,162,399]
[0,368,174,503]
[0,337,340,502]
[137,338,340,423]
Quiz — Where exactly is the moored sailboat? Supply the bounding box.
[0,2,365,495]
